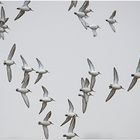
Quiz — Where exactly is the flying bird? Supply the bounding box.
[20,55,34,83]
[16,73,31,108]
[38,111,53,139]
[68,0,77,11]
[3,44,16,82]
[87,25,100,37]
[34,58,49,84]
[63,117,79,139]
[39,86,55,114]
[128,59,140,91]
[87,58,100,90]
[60,99,78,127]
[106,67,124,102]
[79,78,93,113]
[106,10,117,32]
[15,0,33,21]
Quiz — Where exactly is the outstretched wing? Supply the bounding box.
[68,117,76,133]
[87,58,95,71]
[113,67,119,84]
[127,77,138,92]
[36,58,44,69]
[68,99,74,113]
[6,65,12,82]
[82,96,87,113]
[23,0,31,6]
[136,59,140,73]
[78,17,88,30]
[21,73,30,88]
[42,86,49,97]
[20,55,28,67]
[110,10,116,19]
[14,10,25,21]
[39,102,47,114]
[43,126,49,139]
[105,89,116,102]
[44,111,52,121]
[79,0,89,12]
[34,73,42,84]
[21,93,30,108]
[109,23,116,32]
[60,116,71,126]
[7,44,16,60]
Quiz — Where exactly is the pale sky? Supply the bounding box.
[0,1,140,139]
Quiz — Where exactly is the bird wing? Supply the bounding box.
[43,126,49,139]
[105,89,116,102]
[42,86,49,97]
[6,65,12,82]
[68,1,74,11]
[23,0,31,6]
[136,59,140,73]
[87,58,95,71]
[82,96,87,113]
[110,10,116,19]
[36,58,44,69]
[44,111,52,121]
[79,0,89,12]
[113,67,119,84]
[34,73,42,84]
[109,23,116,32]
[1,6,5,21]
[20,55,28,67]
[60,116,71,126]
[21,73,30,88]
[90,75,96,89]
[39,102,47,114]
[21,72,28,84]
[84,78,90,88]
[14,10,25,21]
[127,77,138,91]
[21,93,30,108]
[68,117,76,133]
[68,99,74,112]
[7,44,16,60]
[78,17,88,30]
[81,77,85,88]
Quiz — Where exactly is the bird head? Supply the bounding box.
[16,88,19,92]
[28,89,31,92]
[131,74,134,77]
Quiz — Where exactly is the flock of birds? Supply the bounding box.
[0,0,139,139]
[69,0,117,37]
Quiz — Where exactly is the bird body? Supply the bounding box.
[15,1,33,21]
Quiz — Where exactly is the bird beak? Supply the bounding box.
[122,87,125,90]
[53,99,55,102]
[31,9,34,11]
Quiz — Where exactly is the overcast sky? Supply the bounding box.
[0,1,140,140]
